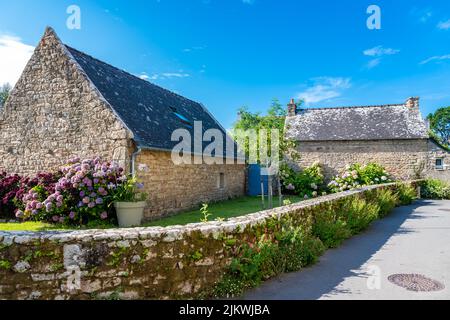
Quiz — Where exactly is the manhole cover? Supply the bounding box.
[388,274,445,292]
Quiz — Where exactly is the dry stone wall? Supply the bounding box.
[0,182,416,300]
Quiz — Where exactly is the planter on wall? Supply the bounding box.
[114,201,146,228]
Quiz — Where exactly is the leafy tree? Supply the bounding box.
[232,98,302,164]
[0,83,12,107]
[427,107,450,147]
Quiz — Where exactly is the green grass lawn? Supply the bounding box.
[0,195,302,232]
[143,195,302,227]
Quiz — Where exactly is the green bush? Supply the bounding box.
[214,217,325,297]
[312,210,351,248]
[421,179,450,199]
[374,188,398,217]
[213,183,413,298]
[275,220,325,272]
[342,197,380,234]
[395,183,417,205]
[280,162,324,198]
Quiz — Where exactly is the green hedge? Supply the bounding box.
[420,179,450,200]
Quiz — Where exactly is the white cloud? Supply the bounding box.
[410,7,433,23]
[0,34,34,86]
[138,74,151,81]
[420,54,450,65]
[420,10,433,23]
[296,77,351,105]
[182,46,205,53]
[138,72,190,81]
[437,19,450,30]
[363,45,400,57]
[366,58,381,69]
[161,72,190,78]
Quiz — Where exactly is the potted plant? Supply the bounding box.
[110,175,148,228]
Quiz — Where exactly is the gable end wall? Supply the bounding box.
[0,29,132,175]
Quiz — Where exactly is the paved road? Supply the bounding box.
[244,200,450,300]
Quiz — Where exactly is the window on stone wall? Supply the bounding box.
[218,173,226,189]
[435,158,444,170]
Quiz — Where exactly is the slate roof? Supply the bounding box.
[285,104,429,141]
[65,46,237,157]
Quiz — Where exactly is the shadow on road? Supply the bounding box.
[244,200,430,300]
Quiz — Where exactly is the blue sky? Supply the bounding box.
[1,0,450,129]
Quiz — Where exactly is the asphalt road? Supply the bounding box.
[244,200,450,300]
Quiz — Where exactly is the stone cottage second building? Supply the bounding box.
[0,27,245,219]
[285,98,450,182]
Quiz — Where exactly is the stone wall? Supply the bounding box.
[0,182,417,300]
[290,139,450,182]
[425,140,450,182]
[0,28,132,176]
[136,150,246,220]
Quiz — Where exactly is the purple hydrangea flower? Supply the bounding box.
[69,212,76,219]
[136,183,144,190]
[100,212,108,220]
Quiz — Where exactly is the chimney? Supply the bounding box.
[405,97,419,112]
[287,98,297,116]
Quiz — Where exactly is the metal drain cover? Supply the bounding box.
[388,274,445,292]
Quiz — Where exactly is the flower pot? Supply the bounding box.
[114,201,146,228]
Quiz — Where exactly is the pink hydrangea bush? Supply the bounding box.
[1,172,60,220]
[17,157,128,226]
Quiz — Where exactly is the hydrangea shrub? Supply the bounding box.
[328,163,391,193]
[16,157,128,225]
[0,172,60,220]
[280,162,325,199]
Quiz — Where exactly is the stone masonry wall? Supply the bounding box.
[0,182,417,300]
[425,140,450,182]
[0,28,132,176]
[137,150,246,220]
[291,139,450,182]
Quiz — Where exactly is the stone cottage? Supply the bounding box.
[285,98,450,182]
[0,27,246,219]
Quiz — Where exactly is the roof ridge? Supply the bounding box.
[64,44,201,107]
[299,103,406,111]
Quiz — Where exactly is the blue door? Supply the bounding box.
[248,164,269,196]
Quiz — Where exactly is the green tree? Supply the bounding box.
[427,107,450,147]
[232,98,302,163]
[0,83,12,107]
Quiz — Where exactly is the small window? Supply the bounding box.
[218,173,225,189]
[436,158,444,170]
[170,107,193,128]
